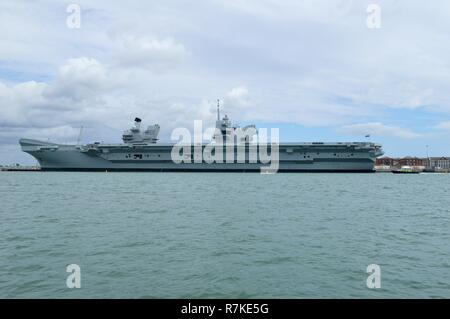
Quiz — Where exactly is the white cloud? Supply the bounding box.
[338,122,421,139]
[221,86,253,118]
[435,121,450,130]
[0,81,48,127]
[0,56,218,146]
[0,58,119,130]
[44,57,114,101]
[112,35,187,71]
[226,86,250,105]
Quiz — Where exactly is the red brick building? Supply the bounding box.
[398,157,425,167]
[376,156,427,167]
[375,157,397,166]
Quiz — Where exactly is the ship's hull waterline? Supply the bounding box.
[19,138,382,173]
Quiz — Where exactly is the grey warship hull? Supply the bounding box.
[19,138,383,172]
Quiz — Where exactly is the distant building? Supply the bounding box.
[428,157,450,169]
[375,157,397,166]
[375,156,450,172]
[376,156,427,170]
[398,157,425,167]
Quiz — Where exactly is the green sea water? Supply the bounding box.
[0,172,449,298]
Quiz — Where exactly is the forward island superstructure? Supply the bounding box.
[20,107,383,172]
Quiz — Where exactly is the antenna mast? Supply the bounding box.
[77,126,84,145]
[217,99,220,121]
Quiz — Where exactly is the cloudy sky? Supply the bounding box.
[1,0,450,164]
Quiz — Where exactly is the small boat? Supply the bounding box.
[392,166,420,174]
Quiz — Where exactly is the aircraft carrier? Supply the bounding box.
[19,106,383,172]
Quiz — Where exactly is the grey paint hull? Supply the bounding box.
[19,138,382,172]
